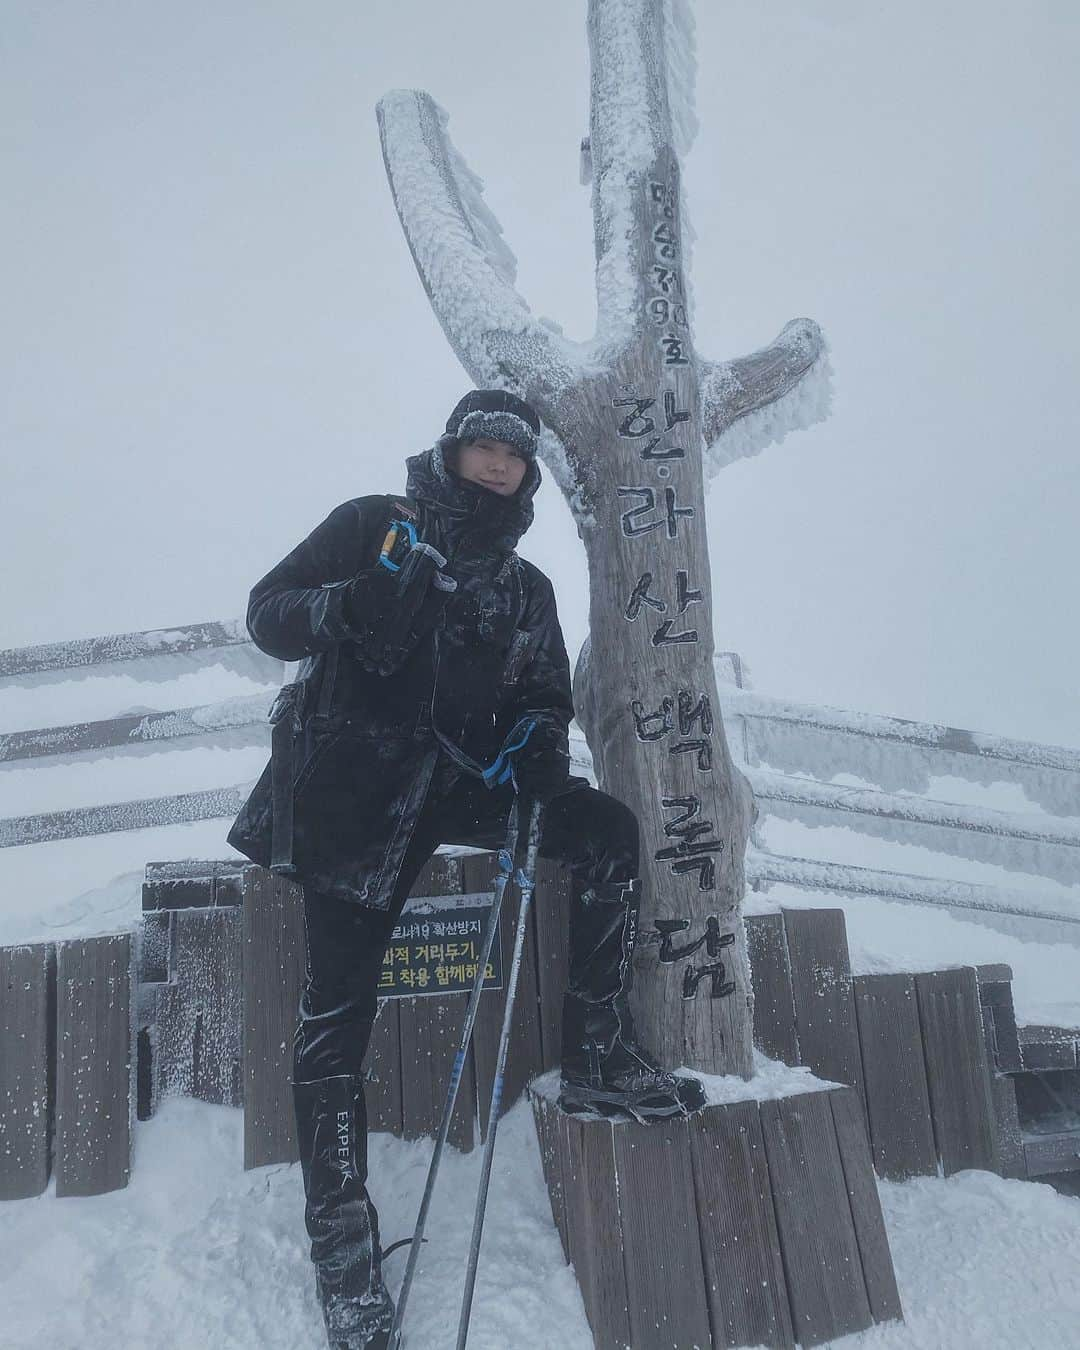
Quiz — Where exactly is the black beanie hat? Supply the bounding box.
[444,389,540,461]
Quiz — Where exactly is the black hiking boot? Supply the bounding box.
[293,1075,396,1349]
[558,880,706,1123]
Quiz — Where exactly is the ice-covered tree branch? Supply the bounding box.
[585,0,673,350]
[700,318,831,475]
[376,89,583,406]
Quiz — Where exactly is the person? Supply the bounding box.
[226,389,703,1350]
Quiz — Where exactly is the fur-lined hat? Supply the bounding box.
[444,389,540,461]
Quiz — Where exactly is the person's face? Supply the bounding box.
[454,437,528,496]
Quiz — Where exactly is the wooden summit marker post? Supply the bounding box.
[379,1,900,1343]
[377,0,827,1077]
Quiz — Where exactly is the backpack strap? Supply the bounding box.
[267,681,305,874]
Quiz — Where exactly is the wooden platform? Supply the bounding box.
[746,908,1005,1181]
[5,866,1067,1204]
[532,1080,902,1349]
[55,934,132,1197]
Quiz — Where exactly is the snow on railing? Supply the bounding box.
[1,622,1078,936]
[710,671,1080,934]
[724,685,1080,776]
[745,849,1080,930]
[0,619,254,678]
[721,685,1080,817]
[0,785,251,849]
[745,765,1080,889]
[0,693,272,763]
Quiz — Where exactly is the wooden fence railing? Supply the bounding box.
[2,618,1078,1208]
[1,620,1076,934]
[9,858,1069,1204]
[1,853,571,1199]
[0,619,254,678]
[4,621,1074,918]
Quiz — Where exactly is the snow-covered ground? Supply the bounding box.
[2,1095,1078,1350]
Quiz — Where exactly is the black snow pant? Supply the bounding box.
[292,751,639,1085]
[290,752,639,1303]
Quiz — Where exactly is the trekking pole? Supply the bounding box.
[455,796,544,1350]
[389,799,523,1350]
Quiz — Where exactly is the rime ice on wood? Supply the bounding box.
[378,0,830,1075]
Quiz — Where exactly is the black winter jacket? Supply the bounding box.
[226,443,577,907]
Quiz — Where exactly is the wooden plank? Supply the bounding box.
[136,911,171,1122]
[915,968,999,1176]
[0,616,252,677]
[142,859,246,911]
[745,911,800,1064]
[396,855,475,1151]
[1024,1131,1080,1177]
[398,995,476,1153]
[759,1090,872,1346]
[0,701,267,764]
[2,783,251,849]
[829,1087,904,1325]
[687,1098,794,1349]
[557,1107,593,1320]
[1018,1025,1079,1071]
[731,689,1080,776]
[154,908,242,1108]
[533,857,571,1073]
[990,1074,1026,1180]
[529,1091,569,1263]
[365,999,403,1136]
[55,935,132,1197]
[242,867,306,1169]
[782,908,864,1103]
[463,851,501,1141]
[752,851,1080,932]
[980,1005,998,1066]
[987,995,1022,1073]
[975,963,1014,985]
[554,1099,579,1272]
[852,973,936,1179]
[0,943,55,1199]
[138,909,172,983]
[976,967,1022,1074]
[612,1115,712,1350]
[397,994,441,1141]
[464,853,544,1139]
[569,1112,633,1350]
[143,871,213,911]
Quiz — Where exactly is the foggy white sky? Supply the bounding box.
[3,0,1078,746]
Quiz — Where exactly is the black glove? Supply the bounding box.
[341,567,395,632]
[342,543,456,676]
[511,747,570,802]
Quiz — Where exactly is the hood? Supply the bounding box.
[404,436,541,557]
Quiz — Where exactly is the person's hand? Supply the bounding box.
[342,545,456,675]
[341,569,395,633]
